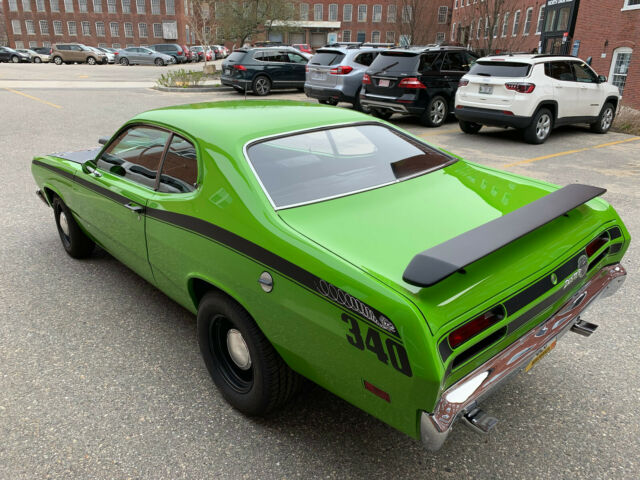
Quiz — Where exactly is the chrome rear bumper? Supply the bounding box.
[421,263,627,451]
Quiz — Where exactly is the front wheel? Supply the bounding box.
[53,56,63,65]
[590,102,615,134]
[11,55,20,63]
[252,75,271,96]
[154,58,165,66]
[87,56,96,65]
[459,119,482,134]
[421,95,448,127]
[319,98,338,106]
[197,292,302,415]
[34,57,42,64]
[52,196,94,258]
[120,57,129,66]
[523,108,553,144]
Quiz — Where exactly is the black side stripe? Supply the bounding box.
[33,158,401,338]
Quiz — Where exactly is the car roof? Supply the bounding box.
[477,53,584,64]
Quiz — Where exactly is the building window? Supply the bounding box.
[343,4,352,22]
[15,41,25,49]
[151,0,160,14]
[454,0,458,8]
[11,19,22,35]
[623,0,640,10]
[436,32,445,43]
[36,0,45,11]
[357,4,367,22]
[64,0,73,12]
[501,12,509,37]
[78,0,87,11]
[493,15,499,37]
[484,16,489,38]
[523,7,533,35]
[536,6,545,34]
[386,31,395,44]
[356,31,365,42]
[22,0,31,11]
[98,43,106,47]
[469,22,474,40]
[68,21,77,35]
[610,47,633,94]
[110,22,119,37]
[8,0,18,12]
[512,10,520,36]
[139,22,148,37]
[371,30,380,43]
[49,0,59,11]
[153,23,163,37]
[314,3,322,21]
[477,18,481,39]
[372,4,381,22]
[402,5,412,23]
[328,3,337,21]
[29,41,38,47]
[165,0,174,15]
[437,6,448,24]
[300,3,308,20]
[96,22,105,36]
[93,0,102,13]
[53,20,63,35]
[81,21,90,35]
[121,0,130,13]
[124,22,133,37]
[25,20,36,35]
[107,0,116,12]
[39,20,49,34]
[451,22,455,41]
[387,4,395,22]
[342,30,351,42]
[136,0,144,13]
[43,40,51,46]
[112,43,120,48]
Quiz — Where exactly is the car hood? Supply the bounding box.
[278,160,610,333]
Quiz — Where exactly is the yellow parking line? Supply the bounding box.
[419,127,460,137]
[78,75,89,78]
[3,87,62,109]
[503,136,640,168]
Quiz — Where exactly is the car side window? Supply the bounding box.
[157,135,198,193]
[442,52,468,71]
[287,52,307,63]
[546,61,575,81]
[97,126,170,189]
[354,52,376,66]
[419,53,442,72]
[572,62,598,83]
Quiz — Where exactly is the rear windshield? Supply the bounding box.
[226,51,246,62]
[310,50,345,66]
[468,61,531,77]
[368,52,420,73]
[247,124,453,209]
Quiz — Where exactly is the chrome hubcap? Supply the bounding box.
[536,114,551,139]
[431,100,446,123]
[602,108,613,129]
[226,329,251,370]
[59,212,70,237]
[256,79,268,94]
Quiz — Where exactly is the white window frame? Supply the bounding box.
[357,4,367,22]
[25,19,36,35]
[8,0,18,12]
[501,12,509,37]
[151,0,160,14]
[49,0,59,11]
[536,6,545,35]
[386,31,395,44]
[371,30,380,43]
[124,22,133,37]
[153,23,163,38]
[402,5,412,23]
[437,6,448,24]
[139,23,148,37]
[39,20,49,35]
[328,3,338,21]
[96,22,105,36]
[78,0,87,11]
[11,19,22,35]
[81,21,90,36]
[53,20,63,35]
[300,3,309,20]
[110,21,119,37]
[36,0,45,11]
[67,21,77,36]
[523,7,533,36]
[22,0,31,11]
[165,0,174,15]
[136,0,144,13]
[63,0,73,12]
[313,3,322,21]
[121,0,130,13]
[107,0,116,13]
[622,0,640,11]
[512,10,520,37]
[609,46,633,94]
[93,0,102,13]
[342,29,351,42]
[343,4,352,22]
[451,22,456,41]
[387,4,396,23]
[372,4,382,22]
[436,32,445,44]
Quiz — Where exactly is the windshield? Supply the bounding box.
[247,124,454,209]
[369,51,420,73]
[310,50,345,66]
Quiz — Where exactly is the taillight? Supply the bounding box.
[398,77,426,89]
[586,233,610,257]
[305,65,309,73]
[458,79,469,87]
[330,65,353,75]
[448,306,505,349]
[362,73,372,85]
[505,82,535,93]
[233,64,246,71]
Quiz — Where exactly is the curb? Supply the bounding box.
[153,85,235,93]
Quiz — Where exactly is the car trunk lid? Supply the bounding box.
[458,61,533,109]
[307,49,346,88]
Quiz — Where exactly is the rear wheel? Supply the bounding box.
[459,119,482,134]
[421,95,448,127]
[11,55,19,63]
[197,292,302,415]
[120,57,129,66]
[319,98,338,106]
[87,56,96,65]
[52,196,94,259]
[53,56,63,65]
[523,108,552,144]
[252,75,271,96]
[34,57,42,64]
[154,58,164,66]
[371,108,393,120]
[590,102,615,134]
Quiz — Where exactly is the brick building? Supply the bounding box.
[0,0,192,49]
[450,0,639,109]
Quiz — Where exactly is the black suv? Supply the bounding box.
[221,47,309,96]
[360,46,478,127]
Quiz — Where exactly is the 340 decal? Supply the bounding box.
[342,313,412,377]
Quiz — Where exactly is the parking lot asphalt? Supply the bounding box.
[1,64,639,479]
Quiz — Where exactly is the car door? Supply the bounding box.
[545,61,581,119]
[571,61,603,118]
[440,51,472,101]
[0,47,9,62]
[72,126,171,283]
[286,51,308,85]
[139,48,154,64]
[262,51,290,86]
[71,45,84,62]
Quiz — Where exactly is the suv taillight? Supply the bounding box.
[305,65,309,73]
[458,79,469,87]
[505,82,535,93]
[362,73,372,85]
[398,77,426,89]
[330,65,353,75]
[233,64,246,71]
[448,306,505,349]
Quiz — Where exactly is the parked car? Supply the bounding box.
[455,54,621,144]
[149,44,188,63]
[181,44,194,62]
[305,44,385,110]
[30,101,629,451]
[221,47,309,95]
[118,47,174,66]
[51,43,108,65]
[94,46,116,64]
[0,46,31,63]
[16,48,50,63]
[189,46,201,62]
[360,46,479,127]
[32,46,52,56]
[293,43,313,55]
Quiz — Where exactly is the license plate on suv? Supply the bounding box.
[378,79,390,87]
[479,85,493,94]
[312,72,325,81]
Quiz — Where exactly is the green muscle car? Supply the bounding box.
[31,101,629,450]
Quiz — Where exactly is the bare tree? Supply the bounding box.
[393,1,451,47]
[188,0,218,66]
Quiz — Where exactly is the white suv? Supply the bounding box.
[455,54,620,144]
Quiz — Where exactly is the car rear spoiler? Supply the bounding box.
[402,184,606,287]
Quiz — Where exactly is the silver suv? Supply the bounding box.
[304,43,390,110]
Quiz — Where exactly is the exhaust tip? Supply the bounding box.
[571,318,598,337]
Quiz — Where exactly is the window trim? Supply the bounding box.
[622,0,640,11]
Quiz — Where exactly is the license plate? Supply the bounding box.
[479,85,493,94]
[525,338,557,372]
[378,79,390,87]
[311,72,325,81]
[224,68,231,75]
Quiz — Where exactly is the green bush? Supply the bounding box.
[156,69,211,88]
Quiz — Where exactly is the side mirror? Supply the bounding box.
[598,75,607,83]
[81,159,102,177]
[98,136,109,145]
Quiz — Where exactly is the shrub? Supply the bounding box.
[156,69,208,88]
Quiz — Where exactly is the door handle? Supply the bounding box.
[124,202,144,214]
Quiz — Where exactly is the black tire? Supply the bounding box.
[319,98,338,106]
[353,88,370,113]
[52,196,94,259]
[87,56,96,65]
[371,108,393,120]
[120,57,129,66]
[459,119,482,134]
[101,58,108,65]
[197,292,302,415]
[421,95,449,127]
[34,57,42,64]
[154,57,164,66]
[297,87,304,92]
[523,107,553,144]
[590,102,615,134]
[252,75,271,96]
[11,55,19,63]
